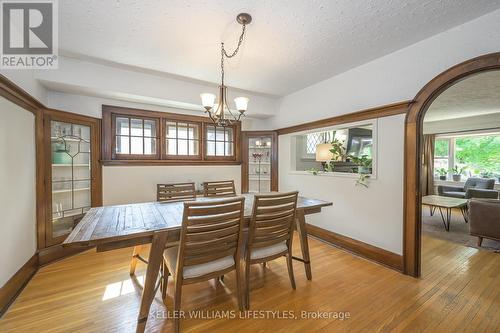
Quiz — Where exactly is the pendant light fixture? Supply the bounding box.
[200,13,252,127]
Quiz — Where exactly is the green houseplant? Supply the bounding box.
[450,165,466,182]
[437,168,447,181]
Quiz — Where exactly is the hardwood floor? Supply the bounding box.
[0,234,498,332]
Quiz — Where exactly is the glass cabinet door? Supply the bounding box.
[49,120,92,241]
[248,136,273,193]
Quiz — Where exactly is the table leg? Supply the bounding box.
[136,231,168,333]
[438,207,452,231]
[293,209,312,280]
[460,206,468,223]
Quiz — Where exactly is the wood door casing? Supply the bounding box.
[241,131,278,193]
[41,109,102,247]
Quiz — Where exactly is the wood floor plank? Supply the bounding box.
[0,235,498,332]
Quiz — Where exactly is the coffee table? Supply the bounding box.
[422,195,468,231]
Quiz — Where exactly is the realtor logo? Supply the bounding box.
[1,0,58,69]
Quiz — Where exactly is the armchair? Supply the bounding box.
[438,177,498,199]
[468,199,500,246]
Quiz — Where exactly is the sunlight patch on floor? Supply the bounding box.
[102,275,145,301]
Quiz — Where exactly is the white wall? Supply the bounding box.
[280,115,405,254]
[423,113,500,134]
[0,97,37,286]
[47,90,262,131]
[103,165,241,205]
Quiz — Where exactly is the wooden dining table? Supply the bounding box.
[63,193,332,332]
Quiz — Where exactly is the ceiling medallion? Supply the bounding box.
[200,13,252,127]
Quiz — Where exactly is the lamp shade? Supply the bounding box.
[234,97,249,112]
[200,93,216,109]
[315,143,333,162]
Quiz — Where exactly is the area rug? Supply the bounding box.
[422,207,500,251]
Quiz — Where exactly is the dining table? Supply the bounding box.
[63,193,332,332]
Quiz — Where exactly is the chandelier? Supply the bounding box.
[200,13,252,127]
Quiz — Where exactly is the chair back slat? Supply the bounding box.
[177,197,245,273]
[157,182,196,202]
[203,180,236,197]
[248,192,298,252]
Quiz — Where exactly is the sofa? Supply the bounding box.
[437,177,498,199]
[468,199,500,246]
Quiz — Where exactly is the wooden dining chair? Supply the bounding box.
[203,180,236,197]
[245,191,299,309]
[161,197,246,333]
[129,182,196,276]
[157,182,197,202]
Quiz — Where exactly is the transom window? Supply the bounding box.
[103,105,240,164]
[205,125,234,157]
[115,116,158,157]
[165,121,200,158]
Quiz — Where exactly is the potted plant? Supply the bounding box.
[437,168,447,181]
[349,154,372,174]
[480,171,493,179]
[450,165,466,182]
[327,138,345,171]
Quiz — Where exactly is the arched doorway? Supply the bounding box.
[403,52,500,277]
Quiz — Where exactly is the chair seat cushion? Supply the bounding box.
[442,191,466,198]
[251,241,287,260]
[164,246,235,279]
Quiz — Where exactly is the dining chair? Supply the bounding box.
[245,191,299,309]
[157,182,197,202]
[162,197,246,333]
[129,182,196,276]
[203,180,236,197]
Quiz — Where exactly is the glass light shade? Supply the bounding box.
[200,93,216,109]
[316,143,334,162]
[234,97,249,112]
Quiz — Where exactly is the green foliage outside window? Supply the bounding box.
[454,135,500,176]
[434,139,449,157]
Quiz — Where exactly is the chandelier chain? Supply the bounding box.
[220,23,246,85]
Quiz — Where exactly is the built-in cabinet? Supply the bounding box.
[241,131,278,193]
[41,110,102,247]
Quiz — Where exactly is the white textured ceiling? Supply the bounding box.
[59,0,500,96]
[425,70,500,122]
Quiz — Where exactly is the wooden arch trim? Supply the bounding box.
[403,52,500,277]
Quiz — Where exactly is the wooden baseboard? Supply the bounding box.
[306,223,403,272]
[0,254,38,317]
[38,244,91,266]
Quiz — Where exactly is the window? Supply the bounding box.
[305,131,335,155]
[433,138,451,171]
[103,105,241,165]
[114,115,158,159]
[205,125,234,157]
[292,121,376,176]
[165,121,200,158]
[433,132,500,180]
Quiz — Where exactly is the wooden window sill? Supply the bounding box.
[101,160,242,166]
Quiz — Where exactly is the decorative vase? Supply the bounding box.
[439,175,446,181]
[452,174,461,182]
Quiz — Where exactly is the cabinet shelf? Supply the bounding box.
[52,187,90,194]
[52,164,90,167]
[51,137,88,142]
